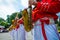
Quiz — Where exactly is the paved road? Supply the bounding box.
[0,32,60,40]
[0,32,11,40]
[0,32,33,40]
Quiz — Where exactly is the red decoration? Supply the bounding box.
[18,19,23,24]
[16,24,19,30]
[16,19,23,30]
[32,0,60,40]
[32,0,60,22]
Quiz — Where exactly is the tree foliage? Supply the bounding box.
[0,18,10,29]
[6,11,22,25]
[0,11,22,29]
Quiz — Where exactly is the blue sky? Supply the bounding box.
[0,0,28,20]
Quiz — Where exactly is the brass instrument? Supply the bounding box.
[23,7,33,32]
[8,25,16,31]
[8,13,19,31]
[8,20,16,31]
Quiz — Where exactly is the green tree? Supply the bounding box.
[6,11,22,25]
[0,21,10,29]
[0,18,10,29]
[0,18,5,25]
[0,18,5,22]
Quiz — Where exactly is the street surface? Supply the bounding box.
[0,32,60,40]
[0,32,33,40]
[0,32,11,40]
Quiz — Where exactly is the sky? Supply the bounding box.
[0,0,60,20]
[0,0,28,20]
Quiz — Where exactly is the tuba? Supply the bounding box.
[22,7,33,32]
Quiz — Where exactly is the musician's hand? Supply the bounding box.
[29,0,33,6]
[29,0,37,6]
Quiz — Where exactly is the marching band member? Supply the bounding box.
[29,0,60,40]
[8,20,16,40]
[17,17,26,40]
